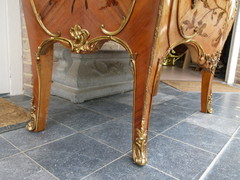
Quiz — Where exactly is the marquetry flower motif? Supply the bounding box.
[183,0,232,47]
[71,0,119,13]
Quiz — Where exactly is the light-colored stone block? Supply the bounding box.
[51,44,133,103]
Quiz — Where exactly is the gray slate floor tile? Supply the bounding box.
[2,120,75,151]
[0,153,56,180]
[163,96,201,111]
[203,139,240,180]
[163,122,229,154]
[26,133,122,180]
[157,86,184,96]
[235,128,240,138]
[110,90,176,106]
[3,95,31,104]
[0,121,28,134]
[149,112,185,133]
[81,99,132,118]
[152,102,197,117]
[148,135,215,180]
[50,108,113,131]
[185,112,240,136]
[84,156,176,180]
[107,91,133,106]
[0,136,19,159]
[212,104,240,121]
[0,93,8,97]
[84,120,156,153]
[213,93,240,110]
[48,96,82,115]
[152,92,176,105]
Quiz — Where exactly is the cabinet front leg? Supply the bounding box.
[132,55,157,166]
[26,46,54,132]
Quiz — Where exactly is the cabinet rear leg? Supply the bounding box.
[201,69,214,113]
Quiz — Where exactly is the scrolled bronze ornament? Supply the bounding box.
[26,100,37,131]
[203,51,222,74]
[133,120,148,166]
[30,0,61,37]
[100,0,136,36]
[207,92,213,113]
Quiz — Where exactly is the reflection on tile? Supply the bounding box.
[185,112,240,136]
[213,93,240,110]
[235,128,240,138]
[84,156,175,180]
[163,96,200,111]
[203,139,240,180]
[163,122,229,154]
[81,99,132,118]
[0,154,56,180]
[148,135,215,180]
[109,91,176,106]
[50,108,113,131]
[84,120,156,153]
[26,133,122,180]
[180,92,201,102]
[152,103,196,121]
[108,91,133,106]
[212,104,240,121]
[157,86,184,96]
[2,120,75,151]
[152,92,176,105]
[0,137,19,159]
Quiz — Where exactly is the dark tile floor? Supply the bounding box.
[1,83,240,180]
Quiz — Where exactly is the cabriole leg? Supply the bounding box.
[201,69,214,113]
[26,46,54,132]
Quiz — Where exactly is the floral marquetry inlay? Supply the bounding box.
[180,0,233,47]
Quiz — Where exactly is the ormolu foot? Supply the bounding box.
[133,126,148,166]
[26,120,36,131]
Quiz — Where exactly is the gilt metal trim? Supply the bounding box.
[30,0,60,37]
[207,92,214,113]
[201,50,222,73]
[100,0,136,36]
[133,119,148,166]
[26,24,136,132]
[26,99,37,131]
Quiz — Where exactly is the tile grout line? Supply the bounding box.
[0,152,23,162]
[199,126,240,180]
[80,153,127,180]
[1,136,59,180]
[1,135,22,152]
[76,118,121,133]
[146,164,180,180]
[159,134,217,155]
[81,133,126,154]
[160,118,190,134]
[48,118,79,132]
[23,152,60,180]
[78,106,117,119]
[22,132,78,153]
